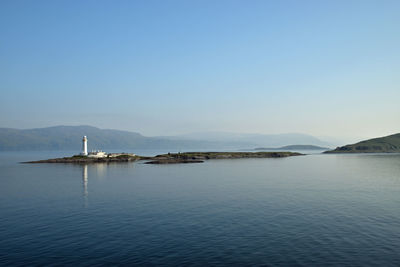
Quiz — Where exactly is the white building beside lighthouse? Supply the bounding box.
[78,136,134,158]
[80,135,107,158]
[81,136,88,156]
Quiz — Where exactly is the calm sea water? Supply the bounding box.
[1,151,400,266]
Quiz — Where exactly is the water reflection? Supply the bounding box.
[83,165,88,197]
[80,162,135,206]
[93,163,106,178]
[82,164,88,207]
[81,164,107,199]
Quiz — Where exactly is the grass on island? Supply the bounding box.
[115,154,137,159]
[71,155,88,159]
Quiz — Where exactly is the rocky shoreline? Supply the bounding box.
[24,152,303,165]
[23,154,142,164]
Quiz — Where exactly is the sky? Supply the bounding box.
[0,0,399,141]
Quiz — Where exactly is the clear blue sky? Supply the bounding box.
[1,0,399,140]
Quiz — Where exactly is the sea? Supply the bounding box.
[1,150,400,266]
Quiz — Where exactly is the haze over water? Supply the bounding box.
[1,152,400,266]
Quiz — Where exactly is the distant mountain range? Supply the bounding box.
[254,145,330,151]
[0,125,331,151]
[0,126,211,151]
[325,133,400,153]
[161,131,331,147]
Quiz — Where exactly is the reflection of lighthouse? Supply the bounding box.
[82,165,88,207]
[83,165,88,197]
[81,136,88,156]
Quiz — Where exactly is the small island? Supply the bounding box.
[23,136,303,164]
[24,152,303,164]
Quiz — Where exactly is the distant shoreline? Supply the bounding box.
[253,145,330,151]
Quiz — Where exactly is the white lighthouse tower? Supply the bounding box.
[81,136,88,156]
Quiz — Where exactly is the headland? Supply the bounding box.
[324,133,400,153]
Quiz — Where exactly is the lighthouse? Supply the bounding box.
[81,136,88,156]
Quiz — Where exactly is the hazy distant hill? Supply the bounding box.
[0,126,330,151]
[254,145,330,151]
[325,133,400,153]
[161,131,330,147]
[0,126,217,151]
